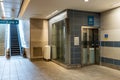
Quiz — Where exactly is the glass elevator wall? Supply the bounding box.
[51,20,66,63]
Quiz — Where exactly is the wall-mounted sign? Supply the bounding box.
[104,34,108,38]
[0,20,19,24]
[88,16,94,26]
[74,37,79,46]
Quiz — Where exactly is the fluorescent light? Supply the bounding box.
[0,1,5,17]
[46,10,59,18]
[84,0,89,2]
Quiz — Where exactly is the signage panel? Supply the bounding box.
[88,16,94,26]
[0,20,19,24]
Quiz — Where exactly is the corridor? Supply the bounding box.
[0,56,120,80]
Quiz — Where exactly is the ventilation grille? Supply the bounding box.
[33,47,42,57]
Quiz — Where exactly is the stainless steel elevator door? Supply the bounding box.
[81,26,99,66]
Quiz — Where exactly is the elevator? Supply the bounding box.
[51,20,66,63]
[81,26,100,66]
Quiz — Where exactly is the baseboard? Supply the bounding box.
[101,62,120,70]
[52,60,81,69]
[30,58,44,61]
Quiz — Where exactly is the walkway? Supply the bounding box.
[0,56,120,80]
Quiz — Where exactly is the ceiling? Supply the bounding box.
[22,0,120,19]
[1,0,120,19]
[0,0,23,19]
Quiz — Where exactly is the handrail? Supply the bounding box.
[9,24,11,56]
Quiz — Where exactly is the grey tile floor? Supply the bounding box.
[0,56,120,80]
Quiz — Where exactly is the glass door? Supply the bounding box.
[51,20,66,63]
[81,26,99,66]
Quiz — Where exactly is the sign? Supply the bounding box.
[88,16,94,26]
[0,20,19,24]
[104,34,108,40]
[74,37,79,46]
[104,34,108,38]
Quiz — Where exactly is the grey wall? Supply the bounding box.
[101,7,120,67]
[67,9,100,64]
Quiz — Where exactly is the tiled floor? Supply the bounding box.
[0,56,120,80]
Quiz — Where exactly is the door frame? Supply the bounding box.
[81,26,99,67]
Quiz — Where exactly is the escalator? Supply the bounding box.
[10,24,21,56]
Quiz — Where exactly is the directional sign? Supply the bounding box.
[0,20,19,24]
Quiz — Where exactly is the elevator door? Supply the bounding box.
[81,27,99,66]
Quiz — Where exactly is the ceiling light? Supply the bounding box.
[84,0,89,2]
[46,10,59,18]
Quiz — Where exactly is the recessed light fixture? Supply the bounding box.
[84,0,89,2]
